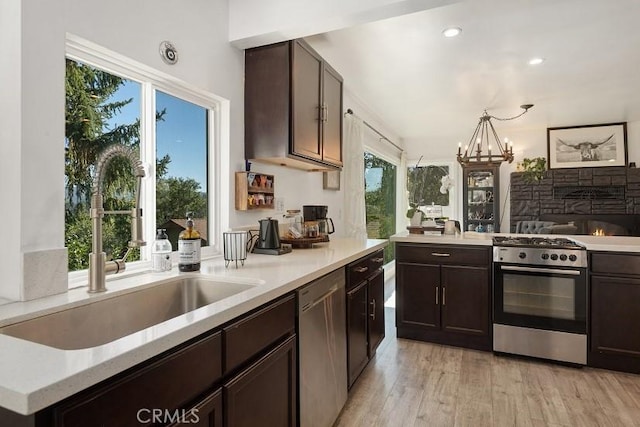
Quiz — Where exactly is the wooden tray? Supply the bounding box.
[279,235,329,248]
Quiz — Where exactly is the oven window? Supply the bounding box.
[503,274,576,320]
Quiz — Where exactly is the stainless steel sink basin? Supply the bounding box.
[0,277,256,350]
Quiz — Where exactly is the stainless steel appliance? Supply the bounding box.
[252,218,292,255]
[297,269,347,427]
[492,236,588,364]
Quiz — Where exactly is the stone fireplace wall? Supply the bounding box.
[510,166,640,233]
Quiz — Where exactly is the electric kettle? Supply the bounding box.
[257,218,281,249]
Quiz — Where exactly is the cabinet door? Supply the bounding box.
[347,280,369,388]
[168,388,222,427]
[396,263,440,330]
[463,165,500,233]
[321,64,343,167]
[367,269,385,357]
[224,335,297,427]
[292,40,322,162]
[591,275,640,358]
[440,265,490,337]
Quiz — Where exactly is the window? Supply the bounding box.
[407,161,457,221]
[364,152,396,263]
[65,37,222,277]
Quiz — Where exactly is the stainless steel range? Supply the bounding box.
[492,236,587,365]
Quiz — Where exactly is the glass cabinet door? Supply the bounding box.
[463,166,499,233]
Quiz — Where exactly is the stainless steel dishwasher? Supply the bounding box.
[297,268,347,427]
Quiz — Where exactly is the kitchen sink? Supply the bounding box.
[0,276,258,350]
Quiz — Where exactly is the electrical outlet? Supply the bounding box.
[275,197,285,212]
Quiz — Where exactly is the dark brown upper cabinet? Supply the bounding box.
[245,39,343,171]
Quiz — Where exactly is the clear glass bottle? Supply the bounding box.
[284,209,304,238]
[152,228,172,272]
[178,212,201,272]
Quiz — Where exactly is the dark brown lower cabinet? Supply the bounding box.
[367,269,385,356]
[224,335,297,427]
[347,280,368,387]
[346,250,385,388]
[589,251,640,374]
[395,243,491,351]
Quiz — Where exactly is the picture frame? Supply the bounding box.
[547,122,628,169]
[322,170,341,190]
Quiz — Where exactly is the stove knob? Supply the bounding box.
[550,254,559,261]
[569,254,578,262]
[541,253,549,260]
[518,252,527,259]
[560,254,568,261]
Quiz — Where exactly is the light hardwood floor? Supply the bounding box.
[336,305,640,427]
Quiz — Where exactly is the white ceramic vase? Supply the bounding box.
[410,211,422,226]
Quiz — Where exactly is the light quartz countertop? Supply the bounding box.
[0,238,387,416]
[390,231,640,252]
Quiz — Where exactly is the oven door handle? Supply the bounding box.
[500,265,582,276]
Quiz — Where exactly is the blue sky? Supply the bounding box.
[108,81,208,189]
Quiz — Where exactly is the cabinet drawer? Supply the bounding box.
[347,256,371,288]
[54,332,222,427]
[369,249,385,272]
[396,244,490,266]
[223,294,295,374]
[591,252,640,276]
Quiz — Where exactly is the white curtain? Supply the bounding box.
[343,114,368,240]
[398,150,409,228]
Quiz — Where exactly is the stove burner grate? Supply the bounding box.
[493,236,584,249]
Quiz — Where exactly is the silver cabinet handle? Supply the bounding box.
[443,287,446,306]
[372,257,384,263]
[323,104,328,123]
[431,252,451,257]
[354,266,369,273]
[435,286,439,305]
[370,299,376,320]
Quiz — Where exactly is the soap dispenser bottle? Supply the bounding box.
[152,229,172,272]
[178,212,201,272]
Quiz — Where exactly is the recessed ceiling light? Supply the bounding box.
[442,27,462,38]
[528,57,545,65]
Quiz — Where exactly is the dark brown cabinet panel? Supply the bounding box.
[291,41,323,162]
[396,243,491,351]
[223,294,295,375]
[367,269,386,356]
[321,66,343,166]
[169,388,222,427]
[589,252,640,374]
[53,332,222,427]
[346,249,385,388]
[441,265,490,337]
[224,335,297,427]
[347,280,368,388]
[245,39,343,170]
[396,263,440,330]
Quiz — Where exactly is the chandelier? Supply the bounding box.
[457,104,534,167]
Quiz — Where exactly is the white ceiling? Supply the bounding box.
[305,0,640,156]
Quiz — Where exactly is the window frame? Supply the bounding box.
[66,34,226,287]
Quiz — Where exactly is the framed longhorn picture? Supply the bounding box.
[547,122,628,169]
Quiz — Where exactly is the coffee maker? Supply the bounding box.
[303,205,335,239]
[252,218,292,255]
